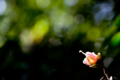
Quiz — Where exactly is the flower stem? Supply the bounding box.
[103,68,109,80]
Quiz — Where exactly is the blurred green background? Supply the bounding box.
[0,0,120,80]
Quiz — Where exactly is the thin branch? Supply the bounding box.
[103,68,109,80]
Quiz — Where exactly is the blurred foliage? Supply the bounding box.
[1,0,120,80]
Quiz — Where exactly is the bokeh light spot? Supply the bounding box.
[36,0,50,9]
[20,29,34,52]
[74,14,85,24]
[94,38,105,48]
[111,32,120,46]
[87,28,101,41]
[93,2,114,25]
[0,0,7,15]
[0,35,6,48]
[79,22,91,33]
[31,19,49,44]
[27,0,37,8]
[65,0,78,6]
[103,57,113,68]
[48,38,62,47]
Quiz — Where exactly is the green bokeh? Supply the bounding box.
[0,0,120,80]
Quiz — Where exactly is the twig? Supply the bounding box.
[103,68,109,80]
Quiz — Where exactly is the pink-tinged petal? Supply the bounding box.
[86,52,97,58]
[83,58,91,66]
[85,52,97,63]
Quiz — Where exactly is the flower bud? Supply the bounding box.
[80,50,101,67]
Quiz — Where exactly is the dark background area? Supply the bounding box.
[0,0,120,80]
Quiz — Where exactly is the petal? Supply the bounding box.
[87,57,96,64]
[97,53,101,60]
[83,58,91,66]
[86,52,97,58]
[85,52,97,61]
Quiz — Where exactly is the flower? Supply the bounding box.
[79,50,101,67]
